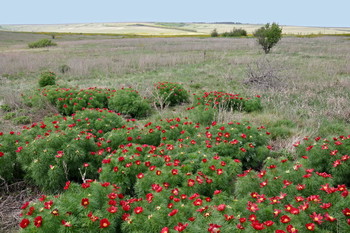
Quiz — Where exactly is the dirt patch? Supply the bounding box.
[0,181,41,233]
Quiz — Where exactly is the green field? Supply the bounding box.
[1,30,350,232]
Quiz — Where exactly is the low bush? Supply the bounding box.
[28,39,57,49]
[221,28,247,37]
[296,135,350,186]
[18,181,123,233]
[210,28,219,37]
[38,71,56,87]
[153,82,190,107]
[187,104,217,125]
[0,131,24,183]
[108,88,151,118]
[39,86,115,115]
[16,108,124,192]
[193,91,262,112]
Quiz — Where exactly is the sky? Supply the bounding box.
[1,0,349,27]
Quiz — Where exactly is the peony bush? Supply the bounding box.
[108,88,151,118]
[154,82,190,107]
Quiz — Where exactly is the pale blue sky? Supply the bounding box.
[1,0,349,27]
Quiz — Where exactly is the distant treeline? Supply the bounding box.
[211,22,243,24]
[192,22,243,25]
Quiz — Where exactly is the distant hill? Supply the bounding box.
[0,22,349,35]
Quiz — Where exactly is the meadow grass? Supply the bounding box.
[0,31,350,146]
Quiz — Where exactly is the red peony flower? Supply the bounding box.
[342,208,350,216]
[264,220,274,226]
[252,221,265,230]
[324,212,337,222]
[61,220,72,227]
[137,173,144,179]
[63,181,71,190]
[168,209,179,216]
[134,206,143,214]
[160,227,169,233]
[247,201,259,212]
[286,224,298,233]
[174,222,188,232]
[305,223,315,231]
[193,198,203,206]
[19,218,30,228]
[309,212,323,224]
[208,223,222,232]
[81,198,89,207]
[21,202,30,209]
[99,218,110,228]
[280,215,291,224]
[236,223,245,229]
[216,204,226,211]
[34,216,43,227]
[107,206,118,213]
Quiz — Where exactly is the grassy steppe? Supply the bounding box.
[1,31,349,142]
[0,31,350,232]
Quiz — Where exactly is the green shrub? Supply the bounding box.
[38,71,56,87]
[187,104,217,125]
[39,86,115,115]
[221,28,247,37]
[0,131,24,183]
[16,108,124,192]
[193,91,262,112]
[254,22,282,54]
[108,88,151,118]
[70,108,124,135]
[19,181,123,233]
[210,28,219,37]
[17,128,100,192]
[153,82,190,107]
[28,39,57,48]
[296,135,350,186]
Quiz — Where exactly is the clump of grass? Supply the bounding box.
[12,116,31,125]
[28,39,56,48]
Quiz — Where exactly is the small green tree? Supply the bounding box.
[254,23,282,54]
[210,28,219,37]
